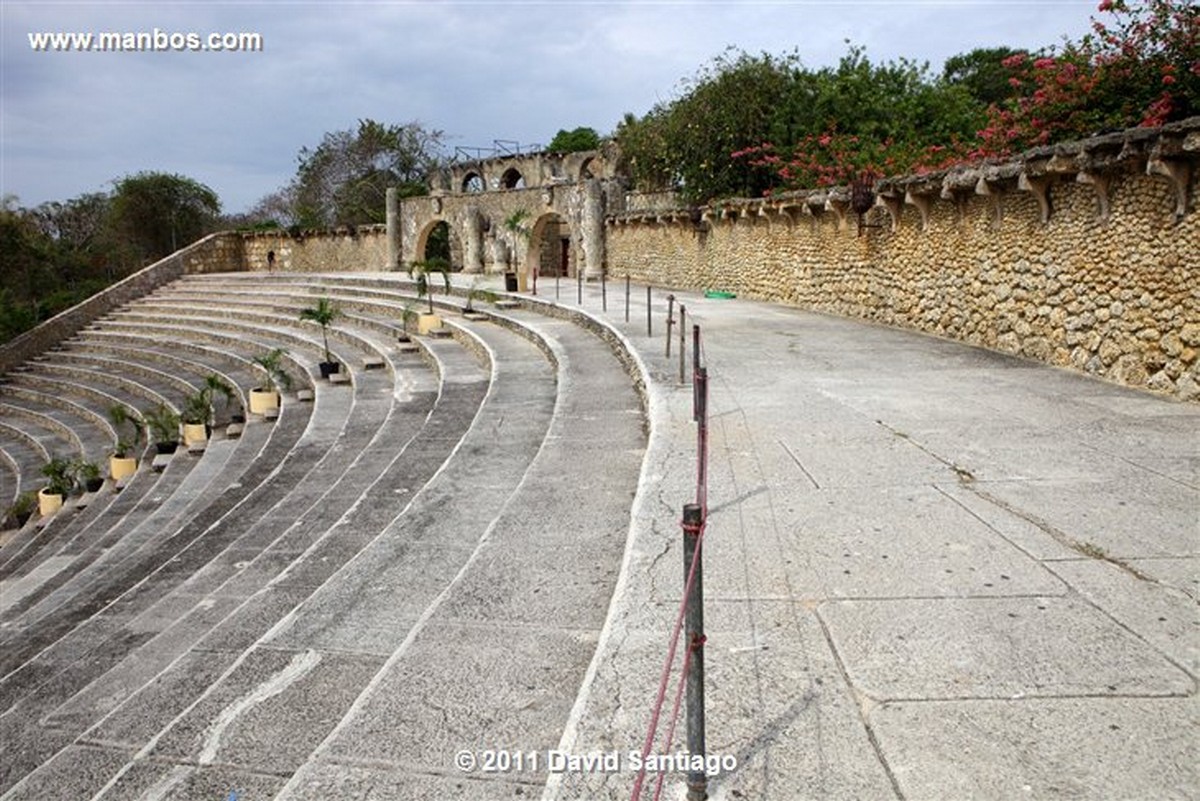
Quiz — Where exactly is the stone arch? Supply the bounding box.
[526,212,573,279]
[462,172,485,193]
[579,156,597,182]
[501,168,526,190]
[414,218,463,271]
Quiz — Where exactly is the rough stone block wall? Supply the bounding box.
[608,171,1199,400]
[240,227,389,273]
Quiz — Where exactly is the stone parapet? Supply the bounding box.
[0,232,244,374]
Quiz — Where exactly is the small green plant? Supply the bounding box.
[72,458,104,492]
[503,209,531,241]
[180,375,235,426]
[408,259,451,314]
[464,276,499,313]
[108,404,143,458]
[4,490,38,528]
[252,348,293,393]
[41,456,75,497]
[144,403,181,448]
[399,300,418,337]
[299,297,341,365]
[204,374,236,423]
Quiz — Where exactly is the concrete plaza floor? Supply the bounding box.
[539,277,1197,801]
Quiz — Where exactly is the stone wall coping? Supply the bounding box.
[606,116,1200,225]
[236,224,387,240]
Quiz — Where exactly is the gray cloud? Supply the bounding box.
[3,1,1099,213]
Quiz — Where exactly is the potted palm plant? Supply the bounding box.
[299,297,342,378]
[4,490,37,530]
[144,403,181,455]
[397,300,418,343]
[73,458,104,494]
[39,455,75,517]
[408,258,451,334]
[503,209,531,292]
[463,277,498,319]
[250,347,293,416]
[108,404,143,481]
[181,374,236,448]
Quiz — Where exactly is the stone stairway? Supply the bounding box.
[0,271,650,800]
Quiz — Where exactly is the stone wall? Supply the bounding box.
[607,121,1200,400]
[393,178,624,281]
[239,226,389,272]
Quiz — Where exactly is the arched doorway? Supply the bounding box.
[528,213,571,279]
[415,219,462,271]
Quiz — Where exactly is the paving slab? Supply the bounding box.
[818,596,1193,700]
[872,696,1200,801]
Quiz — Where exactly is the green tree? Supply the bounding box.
[547,127,602,153]
[617,49,797,202]
[942,46,1027,107]
[621,45,986,199]
[0,201,53,331]
[109,172,221,264]
[294,119,444,227]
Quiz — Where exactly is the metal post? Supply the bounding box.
[695,366,708,511]
[693,324,701,376]
[556,271,560,301]
[577,268,583,305]
[601,270,607,312]
[625,274,631,323]
[682,503,707,801]
[666,294,675,358]
[646,285,652,337]
[679,305,687,384]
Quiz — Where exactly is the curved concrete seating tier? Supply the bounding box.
[36,351,215,414]
[0,384,115,463]
[0,271,651,801]
[0,402,85,468]
[0,420,51,497]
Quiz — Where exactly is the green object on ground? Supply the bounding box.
[705,290,736,299]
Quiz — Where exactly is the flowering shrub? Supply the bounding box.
[733,132,975,191]
[628,1,1198,199]
[978,0,1198,154]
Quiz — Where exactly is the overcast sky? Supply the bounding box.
[3,1,1102,214]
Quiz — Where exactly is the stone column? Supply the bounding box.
[581,178,605,280]
[385,187,399,271]
[462,205,484,274]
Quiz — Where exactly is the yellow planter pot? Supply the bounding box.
[182,423,208,448]
[110,455,137,481]
[38,489,64,518]
[249,389,280,415]
[417,313,442,335]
